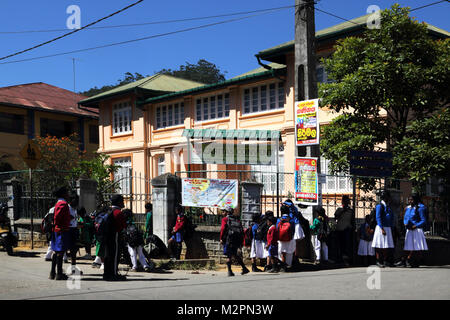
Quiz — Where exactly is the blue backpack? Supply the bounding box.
[94,208,113,243]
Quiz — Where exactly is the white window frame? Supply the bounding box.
[242,81,285,115]
[195,93,230,122]
[113,157,132,195]
[250,151,285,195]
[155,102,185,130]
[320,157,353,194]
[112,102,132,136]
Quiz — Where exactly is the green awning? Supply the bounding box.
[182,129,281,140]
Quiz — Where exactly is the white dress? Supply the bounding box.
[404,228,428,251]
[372,225,394,249]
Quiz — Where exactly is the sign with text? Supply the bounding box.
[294,157,318,205]
[349,150,393,177]
[182,178,238,209]
[295,99,319,146]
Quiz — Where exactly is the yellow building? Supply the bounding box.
[0,82,98,170]
[79,15,449,216]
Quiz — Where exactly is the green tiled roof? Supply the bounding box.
[256,13,449,61]
[79,74,204,107]
[141,65,286,105]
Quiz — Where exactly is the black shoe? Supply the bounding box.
[227,271,235,277]
[55,274,68,281]
[252,266,263,272]
[376,261,385,268]
[263,265,272,272]
[268,268,278,273]
[384,261,394,268]
[395,260,406,267]
[49,272,56,280]
[241,267,250,275]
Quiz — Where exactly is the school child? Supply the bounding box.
[282,200,305,267]
[399,194,428,267]
[68,194,81,274]
[250,214,266,272]
[265,216,280,273]
[144,202,153,240]
[371,191,395,268]
[49,186,72,280]
[77,207,94,260]
[220,206,250,277]
[123,209,151,272]
[357,215,375,266]
[277,207,295,272]
[168,205,186,260]
[310,207,329,264]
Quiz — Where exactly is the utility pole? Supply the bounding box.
[294,0,321,219]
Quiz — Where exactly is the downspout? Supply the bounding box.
[256,55,285,81]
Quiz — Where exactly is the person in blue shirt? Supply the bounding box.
[282,200,306,268]
[249,213,265,272]
[371,191,395,267]
[397,194,428,267]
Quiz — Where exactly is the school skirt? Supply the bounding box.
[371,226,394,249]
[404,228,428,251]
[250,240,268,259]
[51,231,71,252]
[294,223,305,240]
[357,239,375,256]
[278,239,296,254]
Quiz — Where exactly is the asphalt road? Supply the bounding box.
[0,248,449,300]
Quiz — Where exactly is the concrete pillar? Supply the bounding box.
[151,173,181,246]
[76,178,98,214]
[5,177,22,229]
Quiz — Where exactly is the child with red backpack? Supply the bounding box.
[277,207,295,272]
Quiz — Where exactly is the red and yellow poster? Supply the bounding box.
[294,157,318,205]
[295,99,319,146]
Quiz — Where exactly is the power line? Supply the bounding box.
[0,4,297,34]
[0,0,144,61]
[0,13,271,65]
[410,0,448,11]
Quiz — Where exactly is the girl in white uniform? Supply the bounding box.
[372,191,395,268]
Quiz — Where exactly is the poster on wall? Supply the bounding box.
[294,157,318,205]
[182,178,238,209]
[295,98,319,146]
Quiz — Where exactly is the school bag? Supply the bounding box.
[278,220,293,242]
[183,216,197,241]
[41,207,54,241]
[243,226,253,247]
[254,220,269,241]
[368,207,377,230]
[125,223,144,247]
[94,208,113,243]
[317,218,330,242]
[226,215,243,246]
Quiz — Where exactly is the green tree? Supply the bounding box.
[319,5,450,186]
[69,153,120,207]
[156,59,227,84]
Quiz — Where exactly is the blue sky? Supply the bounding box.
[0,0,448,93]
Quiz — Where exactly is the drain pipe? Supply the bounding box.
[256,55,285,81]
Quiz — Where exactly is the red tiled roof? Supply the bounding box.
[0,82,98,118]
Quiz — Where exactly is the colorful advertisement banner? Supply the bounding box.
[294,157,318,205]
[182,178,238,209]
[295,99,319,146]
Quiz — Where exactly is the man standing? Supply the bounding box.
[103,194,127,281]
[334,195,354,264]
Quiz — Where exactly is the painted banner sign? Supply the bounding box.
[295,99,319,146]
[182,178,238,209]
[294,157,318,205]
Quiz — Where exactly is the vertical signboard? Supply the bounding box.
[294,157,318,205]
[295,98,319,146]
